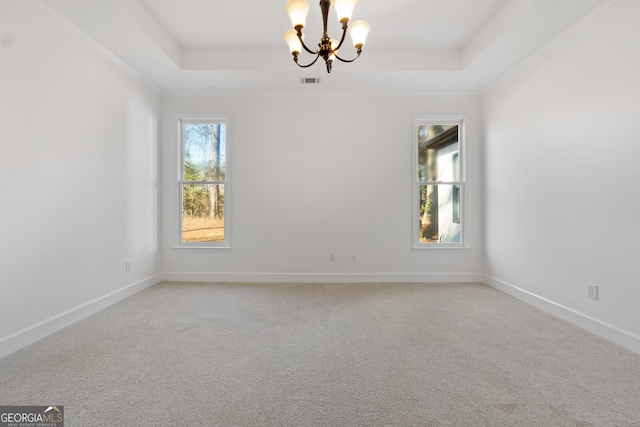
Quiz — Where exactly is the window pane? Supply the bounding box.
[417,125,459,182]
[183,123,226,181]
[182,184,225,243]
[419,184,461,243]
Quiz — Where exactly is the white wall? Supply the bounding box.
[0,1,160,356]
[160,93,483,282]
[483,0,640,347]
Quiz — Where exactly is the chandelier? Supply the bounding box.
[284,0,370,73]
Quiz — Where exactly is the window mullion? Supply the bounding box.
[181,180,225,185]
[418,181,461,186]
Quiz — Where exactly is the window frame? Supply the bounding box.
[413,115,466,249]
[177,115,231,249]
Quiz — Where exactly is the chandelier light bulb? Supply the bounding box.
[349,20,370,48]
[286,0,310,28]
[284,29,303,54]
[331,0,357,23]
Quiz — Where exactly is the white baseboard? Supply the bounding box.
[160,272,485,284]
[484,275,640,356]
[0,274,162,359]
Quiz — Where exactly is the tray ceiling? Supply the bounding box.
[35,0,609,92]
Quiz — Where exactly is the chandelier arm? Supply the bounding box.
[334,50,362,63]
[294,53,322,68]
[296,29,319,56]
[333,21,349,52]
[299,40,319,56]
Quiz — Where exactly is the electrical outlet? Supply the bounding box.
[351,254,357,263]
[587,283,598,300]
[329,253,336,262]
[125,261,131,273]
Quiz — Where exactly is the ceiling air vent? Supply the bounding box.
[299,77,321,85]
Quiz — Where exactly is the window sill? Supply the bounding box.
[412,245,471,252]
[172,246,232,252]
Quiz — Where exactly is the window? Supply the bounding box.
[414,117,464,248]
[178,117,229,248]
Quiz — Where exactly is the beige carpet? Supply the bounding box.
[1,282,639,426]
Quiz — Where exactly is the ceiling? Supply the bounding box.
[36,0,608,92]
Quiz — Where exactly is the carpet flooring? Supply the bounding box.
[1,282,639,426]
